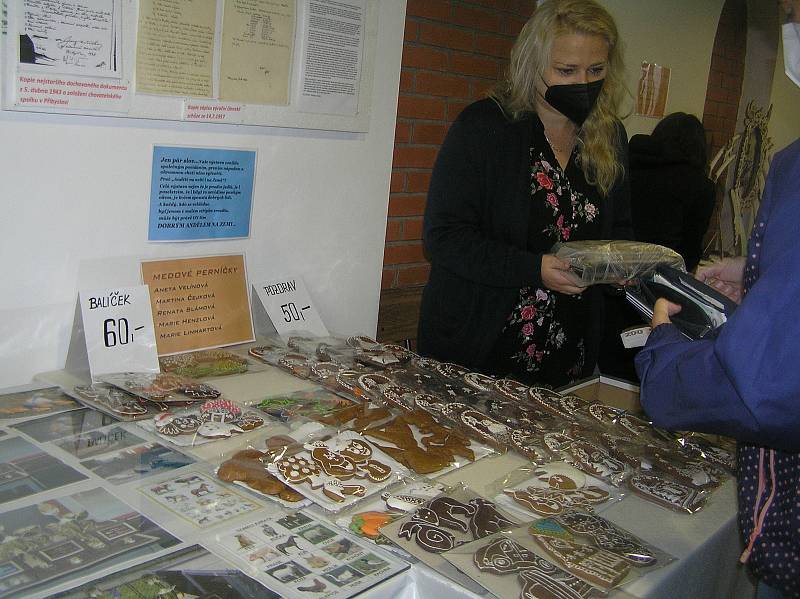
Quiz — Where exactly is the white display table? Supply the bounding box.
[31,362,756,599]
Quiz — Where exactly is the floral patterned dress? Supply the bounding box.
[485,118,602,389]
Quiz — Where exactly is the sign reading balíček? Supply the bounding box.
[79,285,159,378]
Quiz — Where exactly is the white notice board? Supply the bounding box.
[0,0,376,132]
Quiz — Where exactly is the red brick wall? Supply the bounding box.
[702,0,747,160]
[382,0,536,290]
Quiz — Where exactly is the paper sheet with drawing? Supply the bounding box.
[135,0,215,97]
[18,0,121,78]
[220,0,295,105]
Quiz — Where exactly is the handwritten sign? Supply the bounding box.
[79,285,159,378]
[148,146,256,241]
[183,101,244,124]
[141,255,254,355]
[254,276,329,340]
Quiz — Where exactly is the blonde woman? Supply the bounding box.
[418,0,632,388]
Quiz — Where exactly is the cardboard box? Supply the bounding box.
[558,375,641,413]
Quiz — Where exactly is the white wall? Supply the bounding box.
[0,1,407,387]
[601,0,725,137]
[769,27,800,153]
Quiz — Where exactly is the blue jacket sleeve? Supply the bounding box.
[635,143,800,452]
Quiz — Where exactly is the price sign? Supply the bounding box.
[254,277,330,340]
[79,285,159,378]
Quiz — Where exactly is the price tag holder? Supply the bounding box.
[79,285,160,379]
[254,277,329,340]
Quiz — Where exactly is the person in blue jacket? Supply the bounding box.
[635,3,800,596]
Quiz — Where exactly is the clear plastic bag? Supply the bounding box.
[553,240,686,285]
[443,514,675,598]
[262,428,412,513]
[486,461,622,520]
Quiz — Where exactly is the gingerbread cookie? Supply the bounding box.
[412,356,441,372]
[274,455,323,487]
[435,362,470,380]
[554,511,657,566]
[398,514,457,553]
[450,406,511,449]
[568,441,629,483]
[527,385,563,407]
[322,479,367,502]
[308,443,357,479]
[74,384,148,417]
[217,450,292,498]
[463,371,496,392]
[493,378,530,402]
[180,383,221,400]
[679,435,736,471]
[534,464,585,490]
[468,497,516,538]
[518,564,596,599]
[650,452,722,488]
[529,522,631,591]
[196,421,244,438]
[629,473,706,512]
[473,537,541,573]
[346,335,380,349]
[335,369,362,393]
[199,398,241,422]
[508,429,551,463]
[231,412,265,431]
[277,353,312,378]
[505,486,609,517]
[310,361,345,380]
[154,413,202,436]
[473,538,596,599]
[543,431,576,453]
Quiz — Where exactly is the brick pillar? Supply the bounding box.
[702,0,747,160]
[383,0,536,291]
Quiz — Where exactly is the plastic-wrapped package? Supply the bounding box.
[676,432,737,472]
[488,461,621,520]
[100,372,223,402]
[444,527,616,599]
[332,477,447,561]
[358,409,494,476]
[254,388,357,423]
[553,240,686,285]
[217,447,311,508]
[380,484,519,595]
[263,429,412,513]
[626,472,707,513]
[70,382,157,420]
[158,348,260,378]
[443,511,675,598]
[135,398,267,448]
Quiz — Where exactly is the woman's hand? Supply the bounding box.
[541,255,587,295]
[695,257,746,304]
[651,298,682,327]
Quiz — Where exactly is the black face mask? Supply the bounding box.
[543,78,604,126]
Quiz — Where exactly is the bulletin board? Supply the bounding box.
[0,0,377,132]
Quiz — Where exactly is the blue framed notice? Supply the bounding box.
[149,146,256,241]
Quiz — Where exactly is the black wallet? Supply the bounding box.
[625,265,738,340]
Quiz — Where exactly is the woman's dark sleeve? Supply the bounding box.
[610,122,633,240]
[681,176,716,272]
[423,109,542,288]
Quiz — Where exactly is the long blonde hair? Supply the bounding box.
[491,0,626,196]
